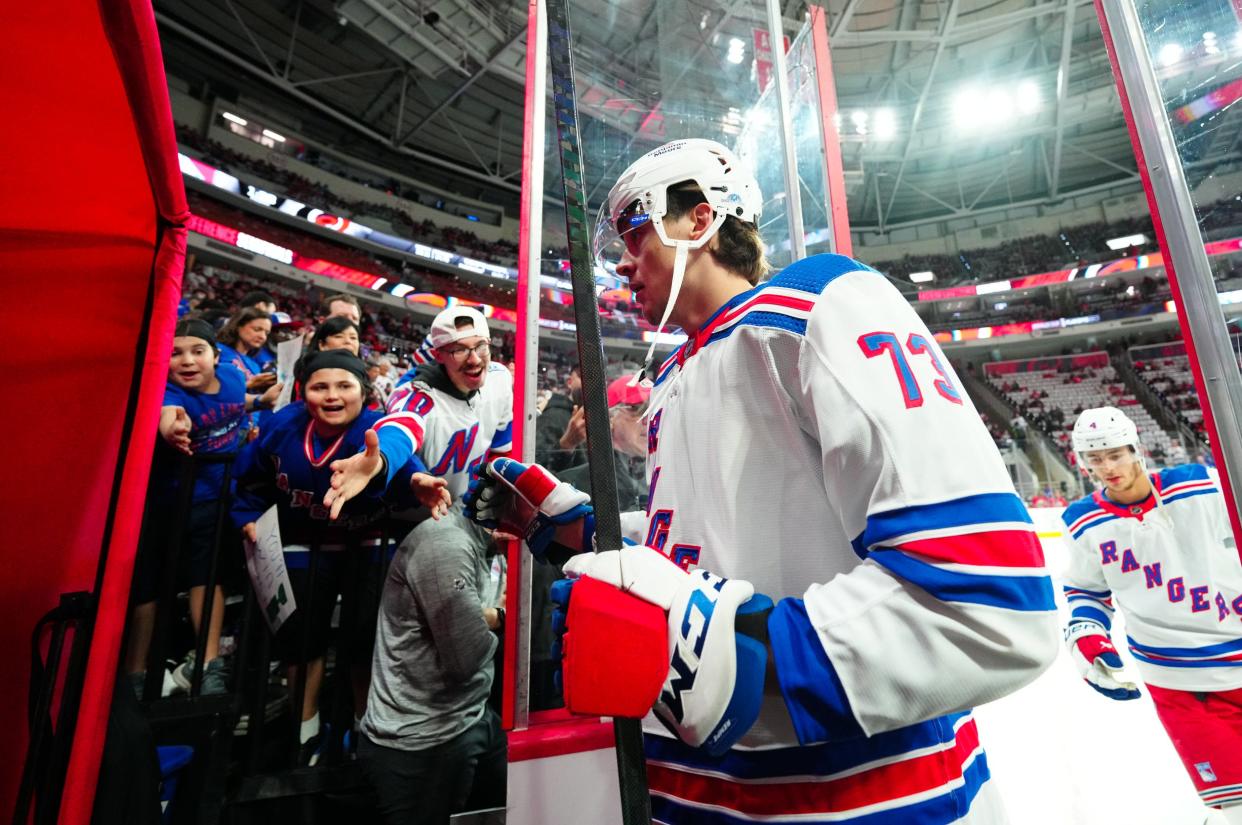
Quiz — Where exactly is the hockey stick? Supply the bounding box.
[544,0,653,820]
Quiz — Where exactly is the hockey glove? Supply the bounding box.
[557,546,772,756]
[1066,622,1141,701]
[462,458,594,561]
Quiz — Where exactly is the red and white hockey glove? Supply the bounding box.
[1066,622,1141,701]
[557,546,772,756]
[463,458,594,560]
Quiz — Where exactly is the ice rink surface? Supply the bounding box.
[975,509,1207,824]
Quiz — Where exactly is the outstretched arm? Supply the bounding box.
[324,409,432,518]
[159,406,193,455]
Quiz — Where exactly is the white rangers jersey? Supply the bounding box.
[386,362,513,500]
[1061,464,1242,692]
[636,254,1058,824]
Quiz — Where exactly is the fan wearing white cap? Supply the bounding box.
[1062,406,1242,819]
[465,137,1059,823]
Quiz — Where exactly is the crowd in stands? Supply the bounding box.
[119,255,650,821]
[978,410,1014,449]
[181,122,1242,349]
[177,124,552,265]
[918,257,1242,335]
[180,263,587,385]
[987,356,1187,475]
[185,190,599,332]
[873,204,1242,287]
[1130,341,1242,443]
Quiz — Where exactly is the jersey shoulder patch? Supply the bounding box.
[767,253,878,297]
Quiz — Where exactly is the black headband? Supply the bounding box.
[298,349,370,389]
[176,319,218,350]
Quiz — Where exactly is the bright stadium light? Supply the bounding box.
[727,37,745,64]
[1017,80,1041,114]
[851,109,869,135]
[222,112,248,126]
[1204,31,1219,55]
[262,129,286,142]
[1106,232,1149,250]
[909,271,936,283]
[1159,43,1183,66]
[874,108,896,139]
[986,88,1014,121]
[953,88,987,128]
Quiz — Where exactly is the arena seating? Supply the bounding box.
[176,124,564,266]
[180,124,1242,295]
[986,353,1186,469]
[1130,338,1242,445]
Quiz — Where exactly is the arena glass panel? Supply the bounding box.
[1098,0,1242,542]
[519,0,824,723]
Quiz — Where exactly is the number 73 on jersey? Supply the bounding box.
[858,331,963,408]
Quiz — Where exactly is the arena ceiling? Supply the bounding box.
[155,0,1242,230]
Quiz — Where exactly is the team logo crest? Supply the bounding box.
[1195,762,1217,782]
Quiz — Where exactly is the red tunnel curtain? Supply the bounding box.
[0,1,186,820]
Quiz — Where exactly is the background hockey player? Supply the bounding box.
[1062,406,1242,821]
[466,138,1059,823]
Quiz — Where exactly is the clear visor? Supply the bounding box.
[592,199,651,277]
[1081,446,1141,474]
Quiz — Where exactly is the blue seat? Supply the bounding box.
[156,745,194,824]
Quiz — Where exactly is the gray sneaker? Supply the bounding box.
[171,651,196,693]
[201,657,230,696]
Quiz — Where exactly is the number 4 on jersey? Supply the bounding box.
[857,331,963,408]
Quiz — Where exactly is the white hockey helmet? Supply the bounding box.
[1071,406,1141,455]
[594,138,762,264]
[593,139,762,379]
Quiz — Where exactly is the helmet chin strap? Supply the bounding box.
[630,211,727,388]
[1138,453,1174,527]
[632,242,690,387]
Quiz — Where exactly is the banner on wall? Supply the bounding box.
[918,236,1242,302]
[983,352,1111,376]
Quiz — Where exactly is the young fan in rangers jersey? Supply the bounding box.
[231,350,431,764]
[1062,406,1242,821]
[465,138,1059,824]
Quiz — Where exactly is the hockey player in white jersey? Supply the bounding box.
[465,138,1059,824]
[1062,406,1242,820]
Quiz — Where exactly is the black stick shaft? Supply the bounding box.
[544,0,652,821]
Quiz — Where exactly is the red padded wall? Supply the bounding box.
[0,1,186,820]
